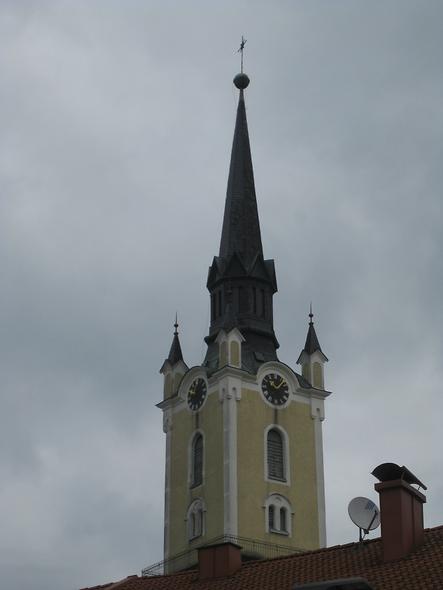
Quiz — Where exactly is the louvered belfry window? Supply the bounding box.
[267,429,284,480]
[192,433,203,487]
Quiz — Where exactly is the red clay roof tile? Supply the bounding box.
[82,526,443,590]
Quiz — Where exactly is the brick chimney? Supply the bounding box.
[372,463,426,562]
[198,541,242,579]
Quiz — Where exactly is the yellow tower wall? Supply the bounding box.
[237,387,320,549]
[168,389,224,558]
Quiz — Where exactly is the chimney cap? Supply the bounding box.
[372,462,426,490]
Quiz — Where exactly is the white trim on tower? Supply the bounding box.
[311,397,327,547]
[220,374,240,537]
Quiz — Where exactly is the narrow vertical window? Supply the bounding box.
[268,505,275,530]
[253,287,257,314]
[261,289,266,317]
[191,433,203,487]
[280,508,287,532]
[267,429,285,481]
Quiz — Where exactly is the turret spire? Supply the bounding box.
[167,314,183,366]
[303,305,323,356]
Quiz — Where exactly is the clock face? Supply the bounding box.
[261,373,289,406]
[187,377,207,411]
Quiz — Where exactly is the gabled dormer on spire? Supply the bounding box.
[160,316,188,399]
[204,73,278,374]
[297,306,328,389]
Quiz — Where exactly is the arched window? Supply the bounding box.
[265,494,292,536]
[280,507,287,532]
[267,428,285,481]
[187,499,205,541]
[268,505,275,530]
[191,433,203,487]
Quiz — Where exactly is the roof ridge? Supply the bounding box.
[240,525,443,571]
[240,537,382,571]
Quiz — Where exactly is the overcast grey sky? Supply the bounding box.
[1,2,442,589]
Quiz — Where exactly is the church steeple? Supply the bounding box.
[204,73,278,373]
[157,63,330,569]
[219,77,263,267]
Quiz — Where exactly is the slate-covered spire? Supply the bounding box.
[303,305,324,356]
[167,315,183,366]
[204,73,279,374]
[219,80,263,268]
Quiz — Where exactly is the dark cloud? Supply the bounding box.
[1,2,442,589]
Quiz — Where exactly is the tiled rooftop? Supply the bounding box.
[82,525,443,590]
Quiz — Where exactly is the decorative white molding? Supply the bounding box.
[186,498,206,541]
[312,407,327,547]
[220,375,240,537]
[215,328,245,369]
[310,396,325,421]
[163,408,172,560]
[163,413,172,434]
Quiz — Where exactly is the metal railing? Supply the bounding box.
[141,534,303,577]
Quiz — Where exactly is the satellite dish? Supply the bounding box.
[348,496,380,541]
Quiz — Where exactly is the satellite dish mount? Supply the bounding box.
[348,496,380,542]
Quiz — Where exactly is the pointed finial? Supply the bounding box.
[309,302,314,325]
[174,313,179,336]
[234,36,250,90]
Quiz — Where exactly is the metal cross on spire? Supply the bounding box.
[237,36,247,73]
[174,312,179,335]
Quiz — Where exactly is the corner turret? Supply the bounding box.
[160,316,188,399]
[297,306,328,389]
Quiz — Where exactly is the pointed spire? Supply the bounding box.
[219,74,263,268]
[204,70,279,374]
[167,314,184,366]
[303,304,322,355]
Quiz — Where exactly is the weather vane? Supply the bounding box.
[237,36,247,73]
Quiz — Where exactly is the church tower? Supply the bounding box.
[158,70,330,571]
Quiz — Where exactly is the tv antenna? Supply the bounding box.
[348,496,380,542]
